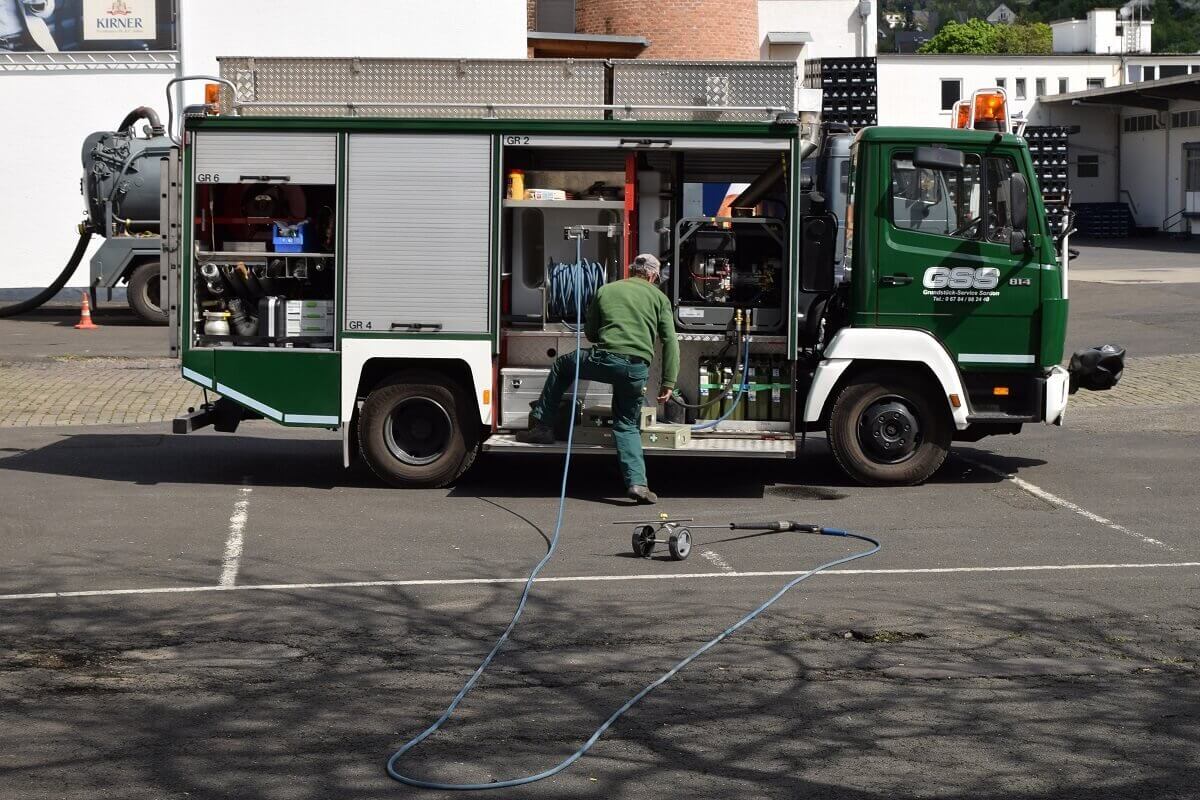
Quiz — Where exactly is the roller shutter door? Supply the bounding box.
[193,132,337,184]
[344,134,492,333]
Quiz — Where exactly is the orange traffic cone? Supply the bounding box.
[74,291,99,330]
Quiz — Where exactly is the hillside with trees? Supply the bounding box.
[878,0,1200,54]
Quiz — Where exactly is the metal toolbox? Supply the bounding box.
[500,368,613,429]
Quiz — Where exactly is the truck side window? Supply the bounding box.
[890,153,982,239]
[984,156,1020,244]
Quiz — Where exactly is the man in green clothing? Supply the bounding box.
[518,253,679,504]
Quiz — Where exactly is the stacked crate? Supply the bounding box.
[806,58,877,129]
[1023,126,1071,237]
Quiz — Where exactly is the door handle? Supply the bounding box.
[880,274,913,286]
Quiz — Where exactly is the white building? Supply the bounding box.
[759,0,876,63]
[2,0,527,290]
[1051,7,1152,55]
[1042,77,1200,234]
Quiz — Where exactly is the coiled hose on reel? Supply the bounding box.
[547,259,606,328]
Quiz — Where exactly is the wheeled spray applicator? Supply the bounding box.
[620,515,833,561]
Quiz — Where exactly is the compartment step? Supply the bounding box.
[483,433,795,458]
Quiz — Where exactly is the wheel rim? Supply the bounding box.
[384,397,453,466]
[675,530,691,558]
[857,395,921,465]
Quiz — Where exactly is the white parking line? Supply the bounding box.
[2,561,1197,602]
[219,478,253,587]
[956,455,1172,551]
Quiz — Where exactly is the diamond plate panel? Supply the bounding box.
[611,60,796,122]
[218,58,606,119]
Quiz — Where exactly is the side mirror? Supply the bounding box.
[1009,229,1027,256]
[1009,172,1029,232]
[800,213,837,293]
[913,146,964,172]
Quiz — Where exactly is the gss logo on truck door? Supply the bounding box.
[920,266,1002,303]
[922,266,1001,290]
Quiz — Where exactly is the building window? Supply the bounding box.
[1035,78,1046,97]
[996,77,1006,90]
[1161,65,1189,78]
[1015,78,1026,99]
[1193,65,1200,73]
[1171,109,1200,129]
[1144,66,1157,81]
[1128,65,1143,82]
[1123,113,1161,133]
[1077,155,1100,179]
[1087,78,1105,89]
[1185,145,1200,193]
[940,79,962,111]
[1115,25,1123,37]
[1058,77,1069,93]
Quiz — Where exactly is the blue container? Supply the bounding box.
[272,221,307,253]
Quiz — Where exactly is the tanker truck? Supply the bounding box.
[0,106,171,323]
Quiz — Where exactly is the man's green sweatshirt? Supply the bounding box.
[584,277,680,389]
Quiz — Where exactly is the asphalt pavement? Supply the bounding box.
[0,239,1197,799]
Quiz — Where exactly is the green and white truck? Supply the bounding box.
[165,59,1121,488]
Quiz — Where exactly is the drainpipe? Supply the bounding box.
[857,0,871,57]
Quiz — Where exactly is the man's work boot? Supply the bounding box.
[517,422,556,445]
[627,485,658,504]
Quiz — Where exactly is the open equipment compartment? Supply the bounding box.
[497,136,796,434]
[190,131,338,350]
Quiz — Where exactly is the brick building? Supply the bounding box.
[528,0,759,59]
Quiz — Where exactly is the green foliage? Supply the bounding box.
[883,0,1200,54]
[917,18,1052,54]
[919,18,998,53]
[993,21,1053,53]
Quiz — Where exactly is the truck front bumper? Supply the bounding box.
[1043,365,1069,426]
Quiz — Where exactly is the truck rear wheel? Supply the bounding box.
[127,260,166,324]
[358,372,477,489]
[827,369,951,486]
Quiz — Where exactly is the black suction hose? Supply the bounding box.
[0,228,93,318]
[116,106,165,137]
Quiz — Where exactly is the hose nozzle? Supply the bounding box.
[729,520,823,533]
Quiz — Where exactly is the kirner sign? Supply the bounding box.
[83,0,157,40]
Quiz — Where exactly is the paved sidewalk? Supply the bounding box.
[0,352,1195,429]
[1068,352,1200,409]
[0,358,203,428]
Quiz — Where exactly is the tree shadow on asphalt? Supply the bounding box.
[0,432,1045,500]
[0,544,1196,800]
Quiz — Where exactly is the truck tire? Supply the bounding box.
[358,371,478,489]
[127,260,167,324]
[827,369,951,486]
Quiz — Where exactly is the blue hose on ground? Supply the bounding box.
[385,243,880,791]
[691,332,752,432]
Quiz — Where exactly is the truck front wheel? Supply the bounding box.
[827,369,952,486]
[127,260,166,324]
[358,372,478,489]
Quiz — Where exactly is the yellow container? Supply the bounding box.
[507,169,525,200]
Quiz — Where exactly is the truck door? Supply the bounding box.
[876,148,1041,367]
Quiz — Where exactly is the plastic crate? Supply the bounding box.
[272,221,308,253]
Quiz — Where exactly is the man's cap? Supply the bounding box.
[632,253,661,272]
